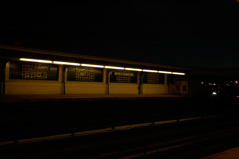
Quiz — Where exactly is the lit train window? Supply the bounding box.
[110,70,137,83]
[21,62,48,79]
[67,66,103,82]
[143,73,164,84]
[10,61,58,80]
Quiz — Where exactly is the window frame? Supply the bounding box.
[108,70,137,83]
[9,61,59,81]
[67,66,103,82]
[142,72,164,84]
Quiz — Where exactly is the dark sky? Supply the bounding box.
[1,2,239,69]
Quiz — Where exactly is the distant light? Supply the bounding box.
[20,58,52,64]
[235,81,238,85]
[172,72,185,75]
[81,63,104,68]
[125,68,142,71]
[212,92,217,95]
[53,61,80,66]
[237,96,239,98]
[158,71,172,74]
[105,66,125,70]
[142,69,158,73]
[201,81,204,85]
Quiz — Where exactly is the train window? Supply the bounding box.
[176,85,180,91]
[10,61,58,80]
[67,66,103,82]
[182,85,187,92]
[143,73,164,84]
[109,70,137,83]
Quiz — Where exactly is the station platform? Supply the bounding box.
[0,94,188,103]
[203,147,239,159]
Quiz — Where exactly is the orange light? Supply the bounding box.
[20,58,52,63]
[235,81,238,84]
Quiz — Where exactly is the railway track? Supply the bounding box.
[1,117,239,159]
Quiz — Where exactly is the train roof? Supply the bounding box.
[0,44,191,72]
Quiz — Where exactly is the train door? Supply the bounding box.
[174,78,189,94]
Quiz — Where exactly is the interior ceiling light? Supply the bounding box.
[158,71,172,74]
[20,58,52,64]
[142,69,158,73]
[105,66,125,70]
[172,72,185,75]
[81,63,104,68]
[19,58,186,75]
[53,61,80,66]
[125,68,143,71]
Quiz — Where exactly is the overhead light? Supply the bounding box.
[53,61,80,66]
[81,63,104,68]
[20,58,186,76]
[105,66,124,70]
[125,68,142,71]
[20,58,52,64]
[158,71,172,74]
[142,69,158,73]
[172,72,185,75]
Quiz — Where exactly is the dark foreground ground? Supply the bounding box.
[1,116,239,159]
[0,96,238,158]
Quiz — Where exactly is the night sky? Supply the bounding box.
[0,2,239,70]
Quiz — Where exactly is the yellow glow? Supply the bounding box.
[125,68,142,71]
[53,61,80,66]
[81,63,104,68]
[20,58,186,75]
[158,71,172,74]
[172,72,185,75]
[142,69,158,73]
[105,66,124,70]
[20,58,52,63]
